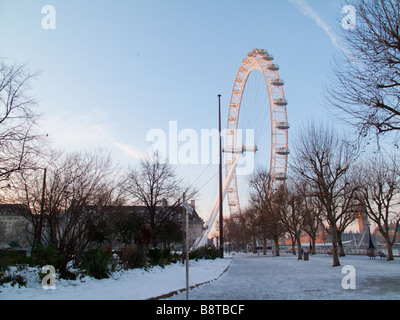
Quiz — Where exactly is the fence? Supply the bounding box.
[313,246,400,257]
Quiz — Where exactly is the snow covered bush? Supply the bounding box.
[0,266,27,288]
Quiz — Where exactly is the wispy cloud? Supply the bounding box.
[289,0,352,58]
[42,109,144,162]
[113,141,143,160]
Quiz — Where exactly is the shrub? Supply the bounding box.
[2,274,27,288]
[0,266,27,288]
[147,247,175,267]
[0,249,29,266]
[189,245,220,260]
[31,244,64,268]
[147,247,162,266]
[59,269,77,280]
[161,248,171,262]
[79,248,113,279]
[120,245,146,269]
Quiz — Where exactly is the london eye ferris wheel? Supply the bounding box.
[225,48,290,217]
[193,48,290,248]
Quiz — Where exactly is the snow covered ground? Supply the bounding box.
[168,253,400,300]
[0,258,231,300]
[1,252,399,300]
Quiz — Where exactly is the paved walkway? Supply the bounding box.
[165,253,400,300]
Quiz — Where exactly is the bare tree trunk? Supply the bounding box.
[338,236,346,257]
[273,237,280,257]
[331,226,340,267]
[263,238,267,255]
[252,235,257,254]
[290,235,296,255]
[311,235,316,255]
[386,239,394,261]
[296,234,302,260]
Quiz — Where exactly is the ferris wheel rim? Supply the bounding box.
[225,48,289,217]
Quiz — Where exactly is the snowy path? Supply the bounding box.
[166,253,400,300]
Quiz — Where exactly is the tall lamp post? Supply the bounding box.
[218,94,224,258]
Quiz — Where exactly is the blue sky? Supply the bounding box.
[0,0,350,224]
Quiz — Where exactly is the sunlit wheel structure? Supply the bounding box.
[225,48,290,216]
[192,49,290,249]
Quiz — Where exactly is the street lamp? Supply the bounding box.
[218,94,224,258]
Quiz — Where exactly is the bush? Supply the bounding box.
[189,245,220,260]
[0,249,29,266]
[59,269,77,280]
[31,244,64,268]
[120,245,146,269]
[147,247,162,266]
[79,248,113,279]
[147,247,175,267]
[0,266,27,288]
[1,274,27,288]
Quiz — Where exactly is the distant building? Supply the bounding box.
[374,223,400,245]
[0,204,32,249]
[186,200,205,248]
[109,201,205,248]
[0,201,204,250]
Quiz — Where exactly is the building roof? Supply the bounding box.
[0,204,30,217]
[0,203,205,225]
[80,204,204,225]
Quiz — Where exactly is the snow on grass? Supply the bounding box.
[0,258,232,300]
[2,253,400,300]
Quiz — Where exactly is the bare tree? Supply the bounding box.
[233,211,253,253]
[124,151,196,245]
[357,155,400,260]
[15,148,123,271]
[0,61,43,189]
[278,180,307,260]
[300,182,322,255]
[334,170,360,256]
[244,207,260,254]
[223,215,241,253]
[291,122,358,266]
[249,168,284,256]
[327,0,400,144]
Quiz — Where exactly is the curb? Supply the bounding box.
[147,258,233,300]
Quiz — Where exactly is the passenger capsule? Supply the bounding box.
[274,172,288,181]
[276,147,290,155]
[271,78,284,86]
[267,64,279,71]
[274,98,288,106]
[276,122,290,130]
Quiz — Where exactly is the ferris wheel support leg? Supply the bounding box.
[192,155,242,249]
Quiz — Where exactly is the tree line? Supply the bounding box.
[224,0,400,267]
[0,60,196,274]
[224,122,400,266]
